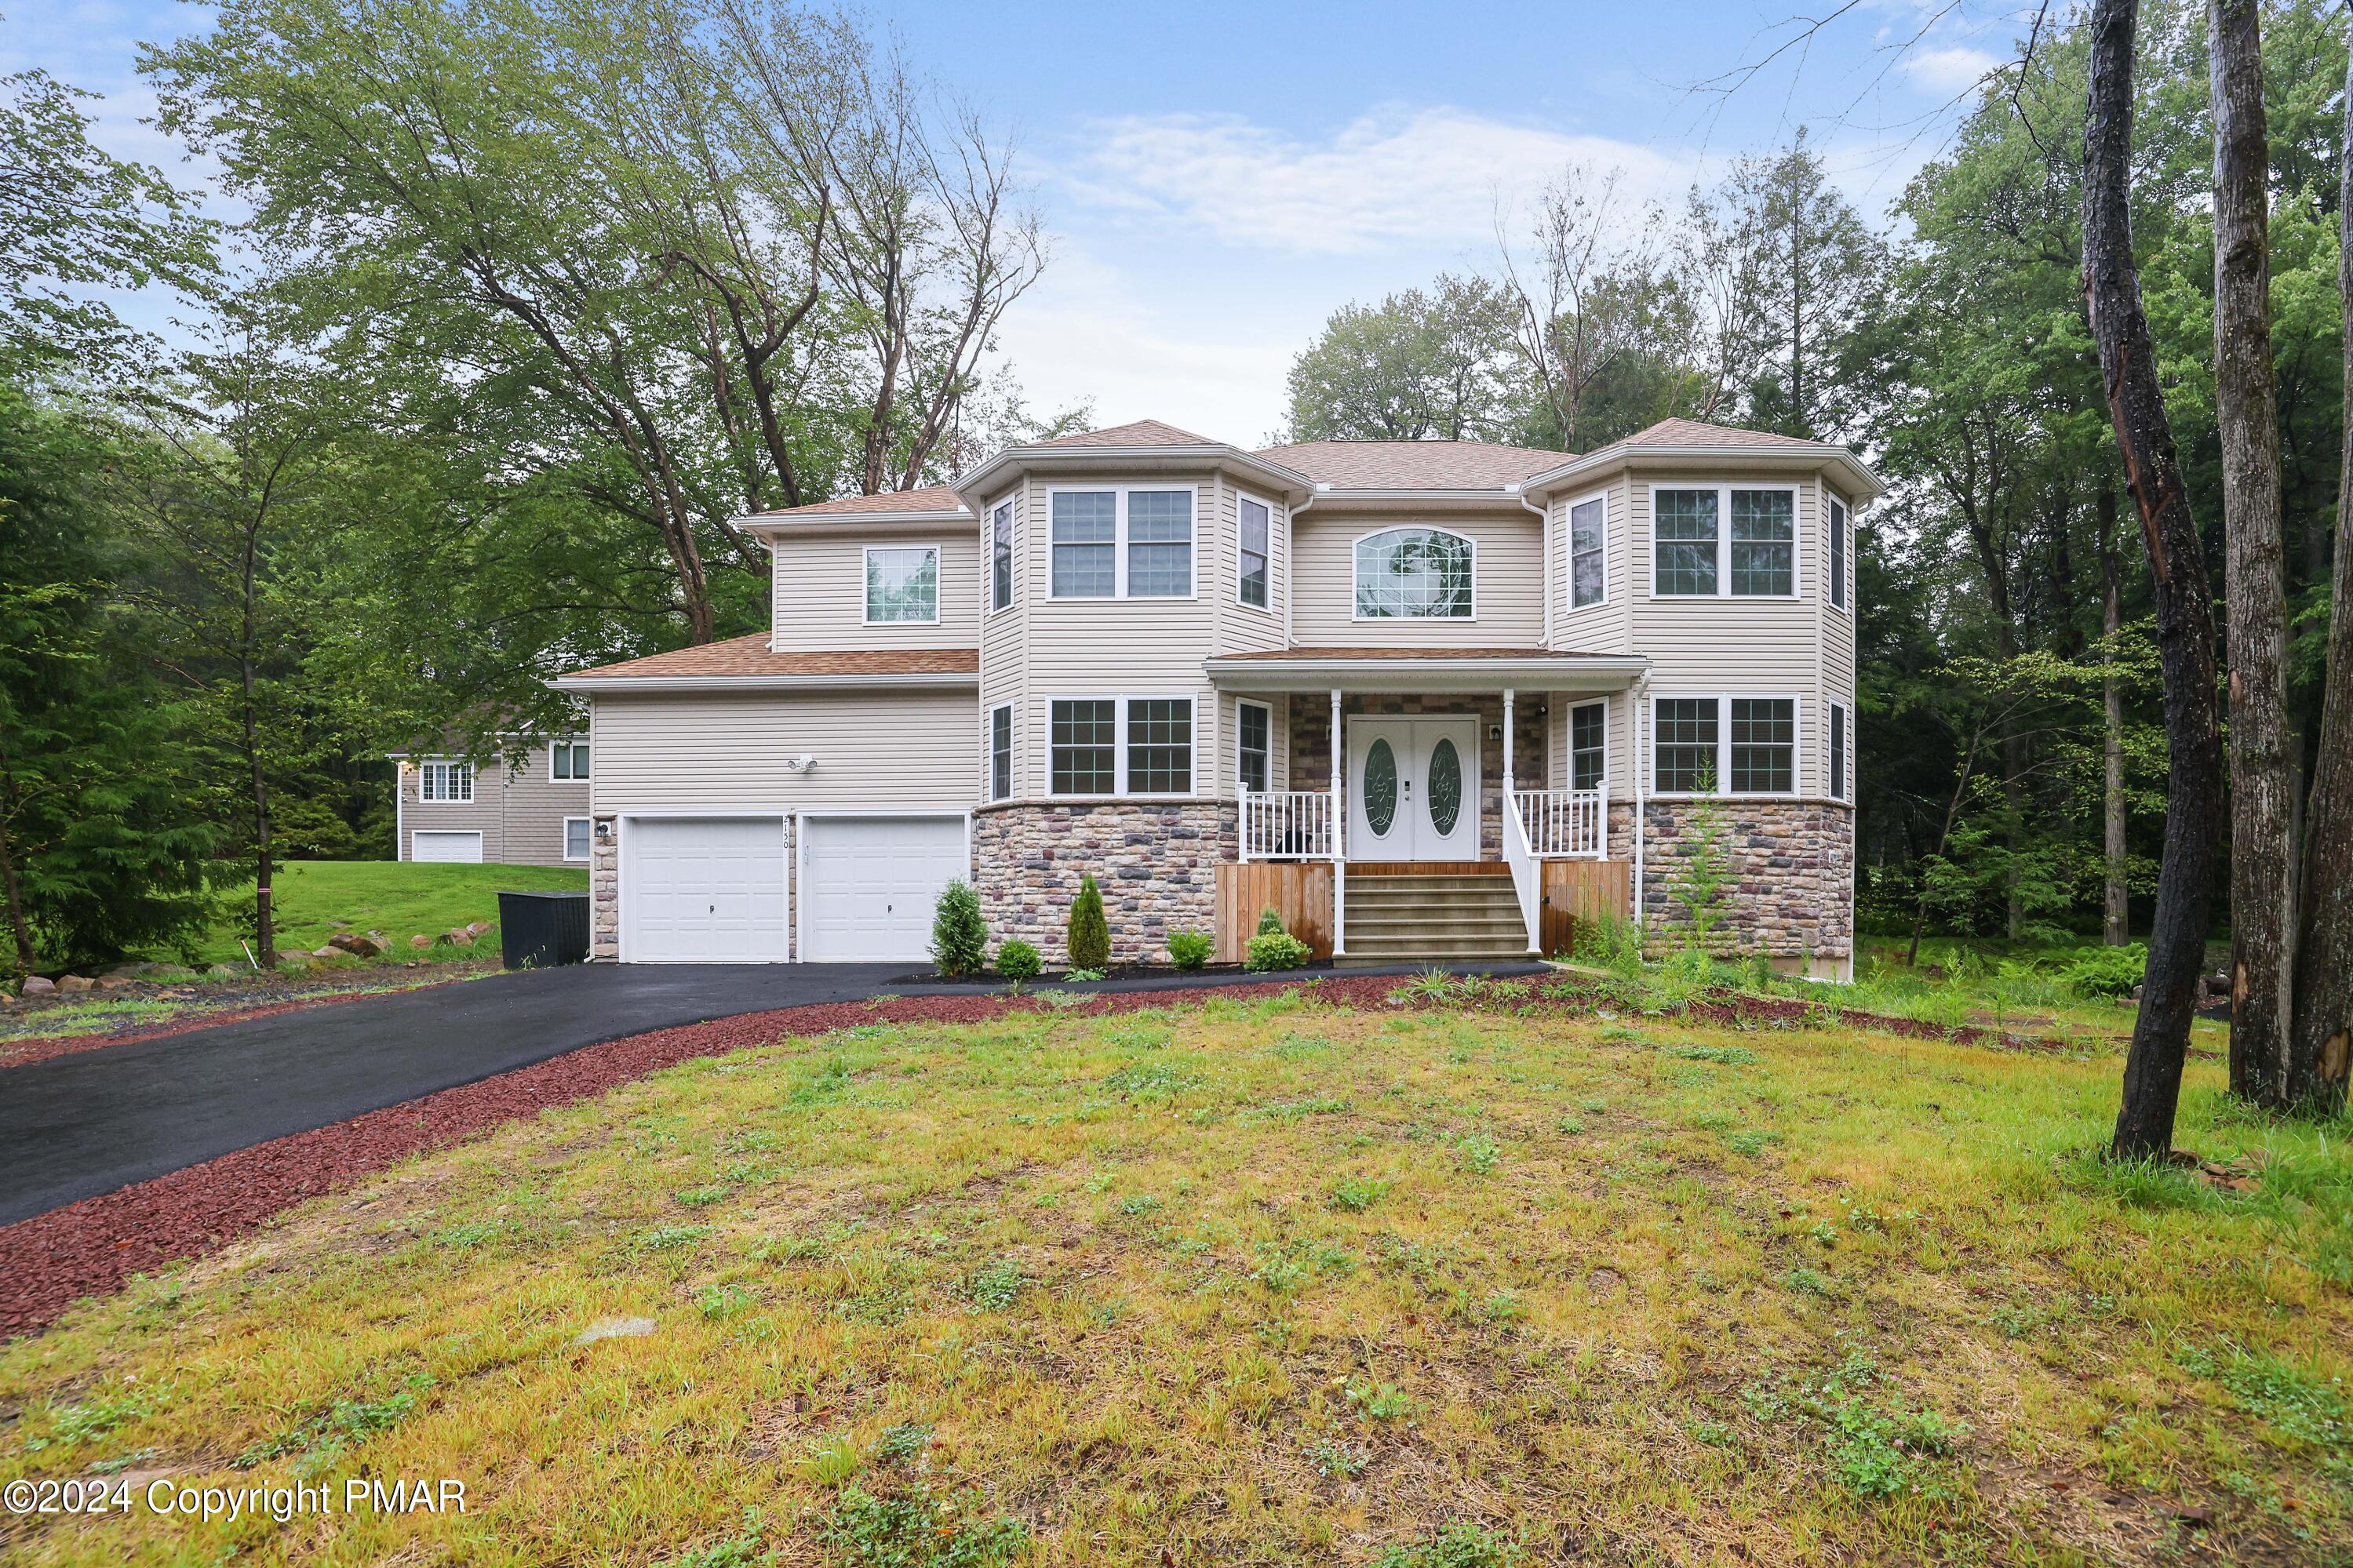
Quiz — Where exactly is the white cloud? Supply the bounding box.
[1901,45,2003,98]
[1061,107,1699,256]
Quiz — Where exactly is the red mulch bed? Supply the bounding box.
[0,974,2067,1339]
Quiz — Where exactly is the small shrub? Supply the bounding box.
[2056,941,2148,999]
[1167,930,1214,970]
[1064,967,1105,982]
[1256,906,1287,937]
[928,879,988,978]
[1067,874,1110,971]
[1245,931,1311,972]
[993,940,1041,984]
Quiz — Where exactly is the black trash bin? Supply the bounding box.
[497,890,591,970]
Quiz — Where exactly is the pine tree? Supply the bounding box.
[1066,874,1110,971]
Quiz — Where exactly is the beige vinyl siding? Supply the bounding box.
[397,745,586,864]
[1288,507,1546,647]
[978,484,1028,799]
[768,532,980,651]
[588,690,978,812]
[1548,474,1637,657]
[1818,478,1859,799]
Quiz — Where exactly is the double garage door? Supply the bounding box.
[621,814,964,962]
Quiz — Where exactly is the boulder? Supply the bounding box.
[327,932,388,959]
[439,928,475,948]
[464,920,494,938]
[20,975,56,996]
[56,975,94,993]
[311,945,341,960]
[95,974,141,991]
[410,934,434,950]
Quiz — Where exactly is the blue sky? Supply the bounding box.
[9,0,2035,442]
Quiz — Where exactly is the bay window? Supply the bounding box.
[1568,495,1605,609]
[1049,697,1195,796]
[1652,486,1798,597]
[1239,495,1271,608]
[1050,487,1195,598]
[1651,696,1799,796]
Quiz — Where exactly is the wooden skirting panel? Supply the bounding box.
[1539,860,1632,956]
[1215,862,1335,962]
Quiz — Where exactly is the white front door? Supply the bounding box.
[1346,717,1481,861]
[621,816,788,962]
[801,815,969,962]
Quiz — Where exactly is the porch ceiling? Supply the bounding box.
[1202,647,1648,694]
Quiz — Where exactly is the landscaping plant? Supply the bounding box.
[993,940,1041,984]
[1256,906,1286,937]
[927,879,988,978]
[1244,921,1310,972]
[1167,930,1213,970]
[1067,874,1110,971]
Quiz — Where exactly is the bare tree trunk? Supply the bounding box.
[0,737,35,976]
[2083,0,2225,1160]
[2099,487,2131,946]
[240,515,276,971]
[2285,44,2353,1115]
[2210,0,2294,1104]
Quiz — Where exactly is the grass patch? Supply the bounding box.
[3,999,2347,1563]
[180,859,587,967]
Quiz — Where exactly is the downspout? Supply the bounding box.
[1516,486,1553,649]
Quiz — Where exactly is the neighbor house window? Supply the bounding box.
[1237,700,1271,793]
[990,704,1013,801]
[1051,699,1117,794]
[991,500,1014,611]
[1829,496,1849,611]
[1830,701,1849,800]
[563,817,591,861]
[1569,701,1606,791]
[1652,697,1798,795]
[865,546,938,623]
[550,739,590,780]
[1239,495,1271,608]
[1127,699,1193,792]
[418,760,473,802]
[1125,490,1193,596]
[1568,496,1605,609]
[1653,486,1798,597]
[1355,528,1473,618]
[1051,490,1116,597]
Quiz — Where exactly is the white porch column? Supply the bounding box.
[1502,688,1516,796]
[1330,687,1346,957]
[1328,687,1343,855]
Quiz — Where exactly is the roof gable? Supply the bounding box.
[1252,440,1575,490]
[1031,419,1219,449]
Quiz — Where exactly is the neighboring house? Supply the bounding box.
[554,417,1879,976]
[388,737,596,867]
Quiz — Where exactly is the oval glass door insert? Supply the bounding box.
[1427,737,1462,835]
[1364,738,1398,836]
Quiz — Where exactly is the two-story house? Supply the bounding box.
[552,417,1880,977]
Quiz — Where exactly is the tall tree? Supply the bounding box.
[1717,131,1881,441]
[1285,276,1521,442]
[2082,0,2225,1159]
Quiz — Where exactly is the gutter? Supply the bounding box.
[548,672,979,694]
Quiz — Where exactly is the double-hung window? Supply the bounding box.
[1829,496,1849,612]
[1050,488,1194,598]
[1569,701,1606,791]
[550,739,590,780]
[1238,495,1271,608]
[1652,486,1798,597]
[1830,701,1849,801]
[991,500,1014,611]
[1355,528,1474,618]
[1049,697,1193,796]
[989,705,1014,801]
[1237,700,1271,793]
[563,817,591,862]
[865,546,938,623]
[419,760,473,802]
[1568,495,1606,609]
[1650,697,1798,795]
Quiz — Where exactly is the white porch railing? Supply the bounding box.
[1502,790,1543,954]
[1513,788,1607,859]
[1239,790,1335,862]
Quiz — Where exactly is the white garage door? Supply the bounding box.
[623,817,787,962]
[803,816,967,962]
[411,831,483,864]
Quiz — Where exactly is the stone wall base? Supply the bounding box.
[974,802,1237,965]
[589,815,618,959]
[1621,798,1854,970]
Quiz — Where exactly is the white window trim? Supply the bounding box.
[1350,525,1480,622]
[1567,697,1609,792]
[1645,482,1804,602]
[1044,483,1200,601]
[1236,697,1273,794]
[1562,489,1610,613]
[548,738,591,783]
[1236,490,1277,613]
[986,702,1014,802]
[862,544,942,626]
[1829,699,1851,801]
[417,759,475,804]
[1645,693,1805,799]
[562,816,591,862]
[989,497,1016,616]
[1043,693,1200,799]
[1828,493,1852,614]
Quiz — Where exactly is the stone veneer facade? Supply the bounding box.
[1609,799,1855,975]
[589,814,619,959]
[973,801,1237,964]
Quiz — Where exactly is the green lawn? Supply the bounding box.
[180,860,588,967]
[5,985,2344,1565]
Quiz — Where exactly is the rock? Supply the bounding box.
[94,975,141,991]
[327,932,388,959]
[208,963,244,979]
[439,928,475,948]
[56,975,94,994]
[311,945,340,961]
[2205,970,2231,998]
[327,920,351,930]
[20,975,56,997]
[574,1316,656,1345]
[410,934,434,950]
[465,920,493,937]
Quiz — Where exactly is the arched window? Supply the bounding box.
[1353,529,1474,619]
